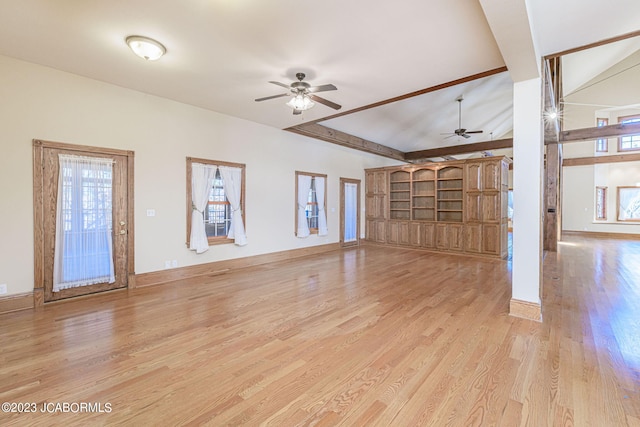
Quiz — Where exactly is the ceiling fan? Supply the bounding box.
[255,72,342,115]
[442,96,483,139]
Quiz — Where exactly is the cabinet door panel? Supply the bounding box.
[465,192,482,222]
[435,223,448,249]
[422,223,435,248]
[465,163,482,192]
[483,161,500,191]
[449,224,464,252]
[373,171,387,193]
[482,223,500,255]
[409,222,422,247]
[465,223,482,253]
[388,221,399,244]
[482,192,500,222]
[375,221,387,243]
[398,222,410,246]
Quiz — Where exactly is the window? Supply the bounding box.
[595,186,607,220]
[295,171,328,237]
[595,118,608,152]
[617,187,640,222]
[186,157,246,250]
[619,115,640,151]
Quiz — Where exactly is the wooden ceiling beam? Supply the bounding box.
[286,123,406,162]
[557,122,640,143]
[404,138,513,160]
[563,152,640,167]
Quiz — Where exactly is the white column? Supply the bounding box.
[511,77,543,320]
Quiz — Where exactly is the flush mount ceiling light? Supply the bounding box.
[125,35,166,61]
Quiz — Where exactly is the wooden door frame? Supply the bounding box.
[340,177,361,247]
[33,139,135,307]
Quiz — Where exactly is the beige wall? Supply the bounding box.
[0,55,399,297]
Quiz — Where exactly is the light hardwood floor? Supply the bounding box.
[1,236,639,426]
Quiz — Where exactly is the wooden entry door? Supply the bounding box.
[340,178,361,247]
[33,140,134,303]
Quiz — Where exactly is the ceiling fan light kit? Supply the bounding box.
[255,72,341,115]
[286,93,315,111]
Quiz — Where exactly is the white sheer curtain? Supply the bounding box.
[190,163,217,254]
[53,154,115,291]
[219,166,247,246]
[315,176,328,236]
[344,182,358,242]
[297,174,312,237]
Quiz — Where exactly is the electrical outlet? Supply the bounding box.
[0,284,7,295]
[164,260,171,269]
[171,260,178,268]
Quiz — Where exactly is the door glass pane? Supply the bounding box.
[54,155,115,291]
[344,183,358,242]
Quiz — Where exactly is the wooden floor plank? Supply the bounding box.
[0,236,639,426]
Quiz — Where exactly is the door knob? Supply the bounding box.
[119,221,126,226]
[119,230,126,235]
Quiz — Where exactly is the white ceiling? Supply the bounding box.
[0,0,639,157]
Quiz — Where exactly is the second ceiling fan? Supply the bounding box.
[443,96,483,139]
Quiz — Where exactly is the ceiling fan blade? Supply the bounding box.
[269,81,291,89]
[293,109,302,115]
[308,84,337,93]
[309,94,342,110]
[465,130,483,134]
[462,133,472,139]
[255,93,288,102]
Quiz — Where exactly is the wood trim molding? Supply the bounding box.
[404,139,513,161]
[0,292,34,315]
[558,122,640,144]
[562,152,640,167]
[135,243,342,288]
[287,124,406,162]
[509,299,542,322]
[562,230,640,240]
[544,30,640,59]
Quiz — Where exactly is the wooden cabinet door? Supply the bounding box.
[365,219,375,241]
[482,223,501,256]
[387,221,399,244]
[465,162,482,192]
[398,222,410,246]
[435,223,448,249]
[482,192,500,222]
[409,222,422,247]
[483,161,501,191]
[388,221,409,245]
[422,223,435,248]
[374,220,386,243]
[449,224,464,252]
[367,170,387,194]
[465,192,482,222]
[465,223,482,253]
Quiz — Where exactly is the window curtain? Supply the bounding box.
[344,182,358,242]
[315,176,328,236]
[219,166,247,246]
[190,162,217,254]
[53,154,115,291]
[297,174,313,237]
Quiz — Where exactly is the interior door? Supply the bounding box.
[40,144,130,302]
[340,178,360,247]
